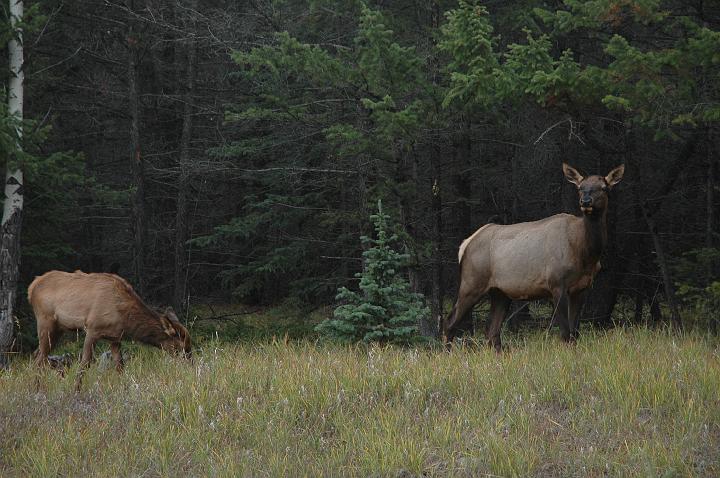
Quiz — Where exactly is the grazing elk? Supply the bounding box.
[443,163,625,350]
[29,270,191,374]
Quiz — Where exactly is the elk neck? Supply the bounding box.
[579,206,608,265]
[124,303,167,346]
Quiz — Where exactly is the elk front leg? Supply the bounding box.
[110,342,124,372]
[444,301,475,343]
[486,289,511,352]
[444,287,483,344]
[567,290,587,342]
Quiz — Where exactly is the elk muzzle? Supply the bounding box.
[580,196,593,214]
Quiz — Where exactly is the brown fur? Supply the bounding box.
[444,164,624,350]
[29,270,191,374]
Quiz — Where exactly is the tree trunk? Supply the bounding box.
[582,265,619,328]
[128,0,146,295]
[649,295,662,323]
[424,2,443,338]
[632,203,646,324]
[582,186,622,328]
[173,0,198,314]
[642,204,683,330]
[707,130,717,334]
[404,148,421,295]
[424,177,442,338]
[507,144,532,331]
[582,127,638,328]
[707,135,715,250]
[0,0,24,368]
[635,133,697,331]
[449,129,476,337]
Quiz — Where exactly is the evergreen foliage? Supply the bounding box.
[195,3,443,303]
[3,0,718,334]
[441,0,720,137]
[674,247,720,329]
[316,201,427,344]
[0,92,87,271]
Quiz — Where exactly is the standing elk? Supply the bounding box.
[443,163,625,350]
[29,270,191,375]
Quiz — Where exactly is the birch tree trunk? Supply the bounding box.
[0,0,24,368]
[173,0,198,314]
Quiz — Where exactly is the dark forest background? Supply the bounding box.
[2,0,719,348]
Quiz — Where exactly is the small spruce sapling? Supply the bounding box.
[316,200,428,343]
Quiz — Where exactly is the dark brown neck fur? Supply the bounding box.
[581,207,607,265]
[122,301,168,347]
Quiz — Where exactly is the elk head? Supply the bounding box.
[563,163,625,216]
[159,307,192,358]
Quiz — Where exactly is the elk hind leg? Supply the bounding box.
[75,333,97,392]
[551,287,572,342]
[486,289,511,352]
[35,320,61,367]
[34,320,62,392]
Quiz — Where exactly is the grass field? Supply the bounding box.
[1,329,718,477]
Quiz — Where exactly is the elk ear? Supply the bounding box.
[562,163,584,187]
[605,164,625,188]
[159,316,177,337]
[164,306,179,323]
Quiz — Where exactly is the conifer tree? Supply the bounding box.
[316,201,427,344]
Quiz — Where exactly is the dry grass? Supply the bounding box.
[1,328,718,477]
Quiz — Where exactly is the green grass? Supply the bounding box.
[1,329,718,477]
[188,301,328,342]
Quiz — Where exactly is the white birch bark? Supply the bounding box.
[0,0,24,367]
[4,0,23,224]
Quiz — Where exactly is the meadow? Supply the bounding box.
[1,329,718,477]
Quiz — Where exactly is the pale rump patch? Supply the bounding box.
[458,224,492,263]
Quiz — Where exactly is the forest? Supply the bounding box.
[0,0,719,353]
[1,2,720,476]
